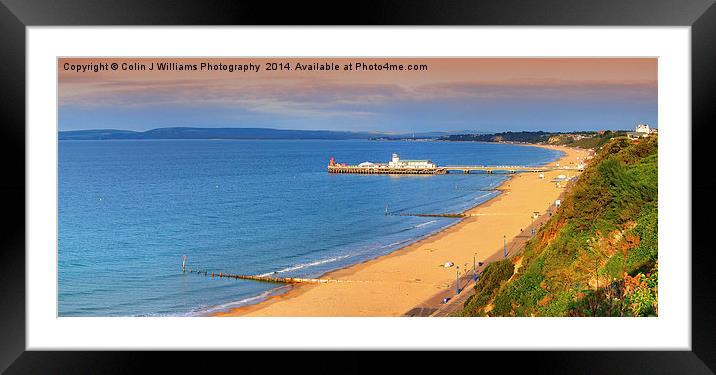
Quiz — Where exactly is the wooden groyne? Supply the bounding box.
[181,259,346,285]
[387,211,532,218]
[391,212,467,218]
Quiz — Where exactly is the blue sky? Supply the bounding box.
[58,58,658,133]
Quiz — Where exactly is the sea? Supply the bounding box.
[58,139,563,316]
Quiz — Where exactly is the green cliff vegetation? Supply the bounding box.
[439,130,625,149]
[546,130,626,149]
[458,135,658,317]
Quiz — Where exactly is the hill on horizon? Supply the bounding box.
[58,127,483,141]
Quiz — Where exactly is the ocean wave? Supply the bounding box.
[474,192,496,200]
[255,254,353,277]
[141,287,292,317]
[413,220,437,228]
[379,239,412,249]
[195,288,284,315]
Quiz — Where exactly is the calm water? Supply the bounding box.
[58,139,562,316]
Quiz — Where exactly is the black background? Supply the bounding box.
[1,0,714,373]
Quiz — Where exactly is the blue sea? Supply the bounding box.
[58,139,562,316]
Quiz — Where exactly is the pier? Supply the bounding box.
[328,164,582,175]
[327,153,583,175]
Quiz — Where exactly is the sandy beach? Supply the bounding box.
[214,144,591,317]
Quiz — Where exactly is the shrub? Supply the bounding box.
[461,260,515,315]
[623,267,658,316]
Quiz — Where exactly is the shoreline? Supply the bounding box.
[213,144,591,317]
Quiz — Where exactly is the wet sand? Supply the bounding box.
[214,144,590,317]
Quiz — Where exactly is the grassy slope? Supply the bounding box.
[458,135,658,317]
[548,131,626,149]
[439,130,626,149]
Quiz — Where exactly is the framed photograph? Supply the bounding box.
[2,0,715,373]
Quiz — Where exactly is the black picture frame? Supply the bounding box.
[1,0,714,373]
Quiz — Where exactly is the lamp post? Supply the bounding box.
[531,211,539,237]
[473,252,478,281]
[503,235,507,259]
[531,215,535,237]
[456,266,460,295]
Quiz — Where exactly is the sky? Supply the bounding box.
[58,58,657,133]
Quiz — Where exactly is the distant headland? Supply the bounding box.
[59,127,642,147]
[57,127,478,141]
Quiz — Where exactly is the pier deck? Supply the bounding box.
[442,165,582,174]
[328,165,447,174]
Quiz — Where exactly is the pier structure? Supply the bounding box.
[328,153,448,175]
[328,165,448,175]
[441,165,583,174]
[327,154,583,175]
[328,153,583,175]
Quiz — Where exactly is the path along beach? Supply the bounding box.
[214,144,591,317]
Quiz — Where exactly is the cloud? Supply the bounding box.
[411,79,656,101]
[59,75,656,122]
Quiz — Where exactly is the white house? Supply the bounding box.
[627,123,654,139]
[636,123,650,134]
